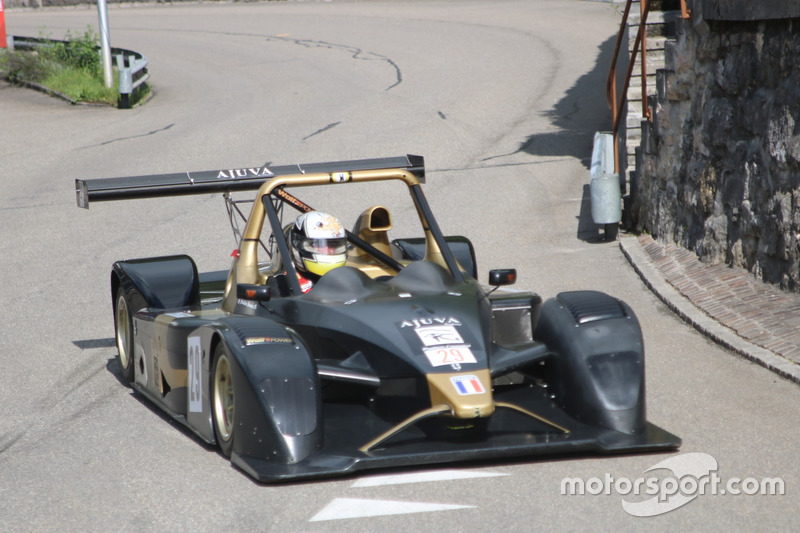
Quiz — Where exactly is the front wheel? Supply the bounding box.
[114,287,135,384]
[212,344,236,457]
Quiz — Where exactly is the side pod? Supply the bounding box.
[205,319,323,475]
[534,290,646,435]
[112,255,200,310]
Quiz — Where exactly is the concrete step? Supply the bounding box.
[627,82,659,102]
[629,9,683,38]
[631,53,666,74]
[627,113,647,131]
[629,35,670,53]
[626,71,659,89]
[617,1,683,182]
[629,8,675,26]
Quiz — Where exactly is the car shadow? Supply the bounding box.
[72,338,116,350]
[102,356,218,453]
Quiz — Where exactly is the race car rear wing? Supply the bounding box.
[75,155,425,208]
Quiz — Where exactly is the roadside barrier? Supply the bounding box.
[115,50,149,109]
[6,35,148,109]
[590,132,622,241]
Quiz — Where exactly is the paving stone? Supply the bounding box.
[631,235,800,379]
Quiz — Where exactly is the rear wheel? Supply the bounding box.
[212,344,236,457]
[114,287,135,384]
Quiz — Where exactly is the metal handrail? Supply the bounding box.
[680,0,692,20]
[605,0,691,174]
[605,0,651,174]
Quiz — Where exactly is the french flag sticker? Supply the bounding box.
[451,375,485,395]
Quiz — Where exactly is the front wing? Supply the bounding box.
[231,384,680,482]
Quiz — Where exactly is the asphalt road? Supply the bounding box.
[1,1,798,531]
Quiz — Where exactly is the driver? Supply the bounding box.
[289,211,348,293]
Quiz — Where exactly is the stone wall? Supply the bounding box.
[635,2,800,291]
[702,0,800,21]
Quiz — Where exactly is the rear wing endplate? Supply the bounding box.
[76,155,425,208]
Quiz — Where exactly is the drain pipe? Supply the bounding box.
[590,132,622,241]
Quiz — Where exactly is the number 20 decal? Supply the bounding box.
[423,346,477,367]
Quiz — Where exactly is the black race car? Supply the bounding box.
[76,155,679,482]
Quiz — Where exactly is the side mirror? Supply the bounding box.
[237,284,272,302]
[488,269,516,287]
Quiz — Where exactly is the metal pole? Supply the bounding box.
[97,0,113,88]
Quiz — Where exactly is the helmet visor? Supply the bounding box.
[300,237,347,257]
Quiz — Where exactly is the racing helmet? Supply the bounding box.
[290,211,348,279]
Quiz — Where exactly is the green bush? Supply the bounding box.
[47,29,103,75]
[0,26,143,106]
[2,51,55,84]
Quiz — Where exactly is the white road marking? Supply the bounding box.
[351,468,509,487]
[309,498,474,522]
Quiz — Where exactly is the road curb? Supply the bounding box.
[619,236,800,385]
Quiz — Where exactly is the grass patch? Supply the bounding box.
[43,66,119,105]
[0,27,145,106]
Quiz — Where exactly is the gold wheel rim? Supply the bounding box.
[213,354,235,441]
[115,293,131,370]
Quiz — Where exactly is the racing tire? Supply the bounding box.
[212,344,236,458]
[114,287,135,384]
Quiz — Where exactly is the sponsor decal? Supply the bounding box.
[450,375,485,395]
[237,298,258,310]
[216,166,274,179]
[310,212,344,236]
[274,187,311,211]
[330,171,351,183]
[399,317,475,370]
[423,346,477,367]
[415,325,464,347]
[188,336,203,413]
[400,317,462,329]
[245,336,294,345]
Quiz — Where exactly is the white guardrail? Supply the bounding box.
[115,51,149,109]
[7,35,148,109]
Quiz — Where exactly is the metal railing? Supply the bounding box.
[115,50,149,109]
[6,35,148,109]
[605,0,691,173]
[680,0,692,20]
